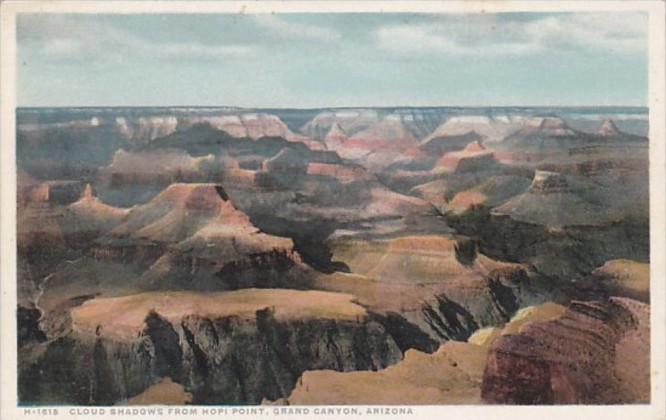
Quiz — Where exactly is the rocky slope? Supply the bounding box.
[495,117,579,150]
[482,297,650,404]
[31,183,308,340]
[491,170,617,229]
[283,341,488,405]
[443,175,532,215]
[68,185,130,233]
[434,141,499,174]
[275,296,651,406]
[442,168,648,282]
[300,109,381,140]
[323,117,420,172]
[423,115,524,145]
[20,289,402,405]
[16,107,651,406]
[17,186,129,309]
[589,259,650,302]
[316,234,552,344]
[279,296,649,406]
[186,113,315,144]
[323,122,348,149]
[125,378,192,405]
[91,184,303,290]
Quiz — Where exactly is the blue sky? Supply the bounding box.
[17,12,648,107]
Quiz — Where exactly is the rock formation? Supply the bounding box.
[301,109,381,140]
[491,170,615,228]
[96,183,303,289]
[20,289,402,405]
[590,259,650,302]
[434,141,498,173]
[423,115,524,145]
[284,341,488,405]
[16,107,651,406]
[444,175,532,215]
[481,297,650,404]
[318,235,542,343]
[68,184,130,233]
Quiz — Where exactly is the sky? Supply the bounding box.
[17,12,648,108]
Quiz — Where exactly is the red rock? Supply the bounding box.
[481,298,650,404]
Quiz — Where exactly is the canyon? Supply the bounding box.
[16,106,650,405]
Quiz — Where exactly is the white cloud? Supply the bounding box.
[375,13,647,57]
[34,15,342,63]
[525,13,647,53]
[376,24,540,56]
[252,15,341,42]
[35,19,253,61]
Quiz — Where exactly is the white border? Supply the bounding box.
[1,2,665,420]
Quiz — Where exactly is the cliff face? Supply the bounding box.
[397,265,535,343]
[452,215,649,295]
[318,235,543,344]
[17,107,651,407]
[20,290,402,405]
[176,313,400,404]
[315,265,534,352]
[445,169,649,282]
[28,183,315,346]
[481,297,649,404]
[277,296,649,406]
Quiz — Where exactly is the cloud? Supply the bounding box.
[26,16,253,62]
[252,15,341,42]
[526,13,647,53]
[375,13,647,57]
[376,24,540,56]
[28,14,343,64]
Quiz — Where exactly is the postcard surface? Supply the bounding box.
[1,1,665,420]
